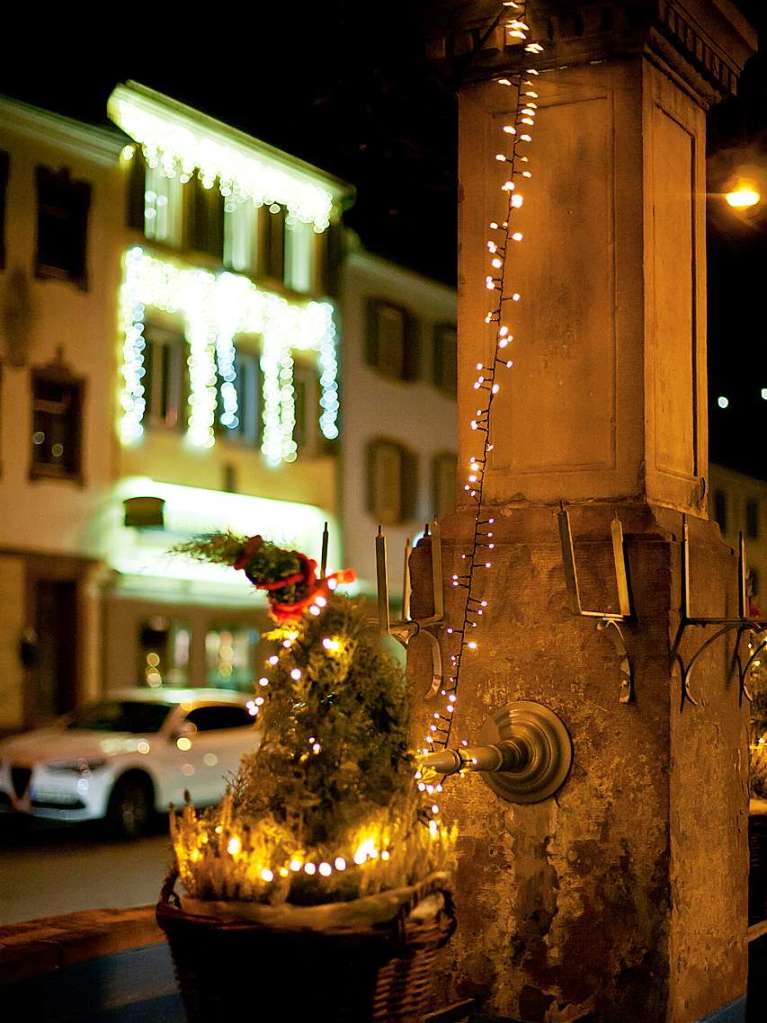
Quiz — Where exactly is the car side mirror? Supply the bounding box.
[170,720,196,743]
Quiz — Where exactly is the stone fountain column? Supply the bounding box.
[409,3,757,1021]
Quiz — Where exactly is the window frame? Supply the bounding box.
[34,165,91,290]
[216,339,262,448]
[29,361,85,484]
[366,438,418,526]
[365,298,420,382]
[142,322,188,432]
[432,451,458,519]
[432,323,458,396]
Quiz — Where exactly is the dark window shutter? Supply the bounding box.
[401,448,418,521]
[127,149,146,231]
[264,206,286,281]
[35,166,91,289]
[403,313,421,382]
[713,490,727,534]
[0,150,9,269]
[323,223,343,297]
[366,298,380,368]
[747,499,760,540]
[190,177,224,258]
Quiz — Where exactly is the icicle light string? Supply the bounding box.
[420,1,543,777]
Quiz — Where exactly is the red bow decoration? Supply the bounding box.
[233,535,355,622]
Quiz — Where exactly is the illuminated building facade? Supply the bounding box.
[710,463,767,616]
[104,83,351,694]
[340,242,457,597]
[0,96,124,729]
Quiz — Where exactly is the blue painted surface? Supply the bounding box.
[696,996,747,1023]
[4,943,184,1022]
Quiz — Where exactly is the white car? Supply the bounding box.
[0,689,260,838]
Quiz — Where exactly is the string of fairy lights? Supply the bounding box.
[420,1,544,773]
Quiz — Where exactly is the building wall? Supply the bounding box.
[340,247,457,594]
[0,100,124,727]
[709,463,767,614]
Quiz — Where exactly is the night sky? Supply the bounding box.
[1,1,765,477]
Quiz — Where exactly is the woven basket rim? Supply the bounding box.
[157,869,453,941]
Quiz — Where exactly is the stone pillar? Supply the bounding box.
[411,3,757,1021]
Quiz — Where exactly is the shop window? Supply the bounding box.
[138,617,190,687]
[432,452,457,519]
[262,204,286,282]
[366,299,419,381]
[218,345,261,446]
[293,362,318,455]
[189,176,224,258]
[224,199,259,274]
[747,499,760,540]
[713,490,728,535]
[284,220,315,293]
[143,163,184,247]
[367,439,418,525]
[433,323,457,396]
[0,150,8,270]
[143,324,187,430]
[183,704,255,731]
[35,166,91,288]
[30,365,84,481]
[205,626,260,690]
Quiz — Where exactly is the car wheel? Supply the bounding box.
[105,774,153,840]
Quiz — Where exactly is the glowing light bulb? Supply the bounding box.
[335,857,347,871]
[725,186,760,209]
[227,836,242,856]
[319,862,332,877]
[717,395,729,409]
[261,868,274,882]
[290,668,302,680]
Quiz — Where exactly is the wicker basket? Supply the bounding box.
[156,868,456,1022]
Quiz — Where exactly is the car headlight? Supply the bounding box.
[47,759,107,774]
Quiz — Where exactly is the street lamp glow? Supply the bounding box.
[725,186,760,209]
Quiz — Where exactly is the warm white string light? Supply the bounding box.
[118,247,338,460]
[422,1,544,771]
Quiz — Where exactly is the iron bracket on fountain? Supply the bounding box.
[557,504,635,705]
[671,516,767,708]
[375,520,445,695]
[419,700,573,804]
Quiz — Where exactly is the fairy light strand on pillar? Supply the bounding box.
[422,0,544,762]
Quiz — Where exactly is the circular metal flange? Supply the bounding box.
[477,700,573,804]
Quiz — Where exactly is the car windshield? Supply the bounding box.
[65,700,173,734]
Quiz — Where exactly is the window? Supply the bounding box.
[750,568,761,598]
[367,439,417,525]
[205,626,260,690]
[284,220,315,293]
[143,163,184,247]
[138,617,190,687]
[262,204,286,281]
[747,499,760,540]
[433,324,457,395]
[183,704,255,732]
[189,176,224,257]
[224,200,259,273]
[66,700,173,734]
[433,453,457,518]
[713,490,728,534]
[366,299,419,381]
[218,346,261,445]
[31,366,83,481]
[143,324,187,429]
[0,150,8,269]
[35,166,91,288]
[293,362,318,454]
